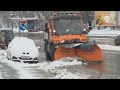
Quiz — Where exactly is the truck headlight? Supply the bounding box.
[84,29,86,31]
[61,40,65,43]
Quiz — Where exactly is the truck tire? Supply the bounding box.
[49,43,56,61]
[44,42,52,61]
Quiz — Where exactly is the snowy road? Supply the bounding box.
[88,36,115,45]
[0,62,20,79]
[15,33,120,78]
[0,32,120,79]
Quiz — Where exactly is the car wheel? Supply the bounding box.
[7,51,11,60]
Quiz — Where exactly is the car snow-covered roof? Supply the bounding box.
[8,37,37,52]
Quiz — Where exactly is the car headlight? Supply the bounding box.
[33,57,38,60]
[12,56,17,59]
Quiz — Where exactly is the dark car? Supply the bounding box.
[0,28,14,49]
[115,35,120,46]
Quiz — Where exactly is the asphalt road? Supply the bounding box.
[13,32,120,79]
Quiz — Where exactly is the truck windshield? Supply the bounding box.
[54,19,83,35]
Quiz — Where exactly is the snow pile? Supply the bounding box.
[54,69,90,79]
[38,58,82,72]
[0,56,90,79]
[37,58,90,79]
[0,50,34,79]
[98,44,120,51]
[0,50,7,61]
[88,28,120,36]
[0,72,3,79]
[0,50,90,79]
[1,60,34,79]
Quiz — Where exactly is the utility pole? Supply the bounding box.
[19,11,20,37]
[11,12,14,37]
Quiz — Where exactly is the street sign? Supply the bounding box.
[20,18,26,24]
[19,24,26,30]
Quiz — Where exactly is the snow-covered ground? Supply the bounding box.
[0,50,34,79]
[88,28,120,36]
[0,50,90,79]
[0,43,120,79]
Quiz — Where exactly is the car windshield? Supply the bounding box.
[54,19,83,35]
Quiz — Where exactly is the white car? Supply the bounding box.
[7,37,40,63]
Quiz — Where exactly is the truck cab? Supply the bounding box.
[43,11,102,62]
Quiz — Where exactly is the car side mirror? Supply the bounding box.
[37,46,40,49]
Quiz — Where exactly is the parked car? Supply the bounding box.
[7,37,40,63]
[0,28,14,49]
[114,35,120,46]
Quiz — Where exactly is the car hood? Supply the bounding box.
[10,46,39,58]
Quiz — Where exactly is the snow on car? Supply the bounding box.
[6,37,40,63]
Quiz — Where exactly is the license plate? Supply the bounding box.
[21,56,30,59]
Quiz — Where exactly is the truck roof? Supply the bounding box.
[53,15,83,20]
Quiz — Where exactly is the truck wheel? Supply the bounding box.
[49,43,56,61]
[48,51,54,62]
[44,43,52,61]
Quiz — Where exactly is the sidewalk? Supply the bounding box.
[88,28,120,37]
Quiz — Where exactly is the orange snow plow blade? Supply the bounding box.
[54,46,76,60]
[54,44,102,62]
[77,44,102,62]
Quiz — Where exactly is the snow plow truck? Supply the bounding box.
[43,11,102,63]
